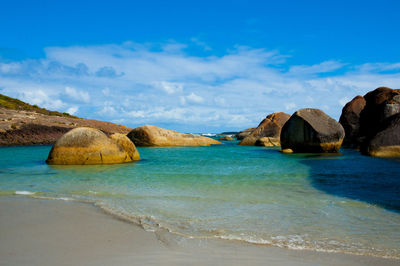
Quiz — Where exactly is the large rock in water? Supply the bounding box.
[364,113,400,157]
[110,133,140,161]
[235,127,256,140]
[239,112,290,146]
[339,96,366,147]
[339,87,400,156]
[46,127,139,165]
[359,87,400,139]
[127,125,221,147]
[280,108,345,153]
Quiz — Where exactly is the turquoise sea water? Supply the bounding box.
[0,141,399,258]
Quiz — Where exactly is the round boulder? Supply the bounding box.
[339,95,366,147]
[46,127,138,165]
[359,87,400,139]
[280,108,345,153]
[110,133,140,161]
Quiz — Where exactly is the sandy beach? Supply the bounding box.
[0,197,398,266]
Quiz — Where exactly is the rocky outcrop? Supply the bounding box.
[0,107,131,146]
[46,127,139,165]
[239,112,290,146]
[218,136,235,141]
[235,128,256,140]
[364,113,400,157]
[339,87,400,157]
[339,96,366,147]
[127,125,222,147]
[280,108,345,153]
[0,124,71,146]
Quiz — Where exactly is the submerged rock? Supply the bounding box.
[127,125,221,147]
[280,108,345,153]
[364,113,400,157]
[218,136,235,141]
[239,112,290,146]
[280,148,293,154]
[46,127,139,165]
[235,128,256,140]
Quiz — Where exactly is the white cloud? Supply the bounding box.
[285,103,297,110]
[0,41,399,132]
[65,86,90,103]
[339,97,350,106]
[190,38,212,51]
[21,89,64,110]
[155,81,184,94]
[102,87,110,96]
[289,60,345,75]
[185,92,204,103]
[66,106,78,115]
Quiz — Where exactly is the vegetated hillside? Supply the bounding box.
[0,94,131,146]
[0,94,79,118]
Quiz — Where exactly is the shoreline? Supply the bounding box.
[0,196,398,266]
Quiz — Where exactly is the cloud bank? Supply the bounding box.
[0,41,399,132]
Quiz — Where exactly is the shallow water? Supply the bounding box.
[0,142,399,258]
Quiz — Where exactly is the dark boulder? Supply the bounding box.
[359,87,400,139]
[280,108,345,153]
[339,87,400,155]
[364,113,400,157]
[339,96,366,147]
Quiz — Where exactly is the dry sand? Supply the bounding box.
[0,197,398,266]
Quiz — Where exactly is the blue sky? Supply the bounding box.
[0,0,399,132]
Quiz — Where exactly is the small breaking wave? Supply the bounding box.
[93,202,400,260]
[15,191,36,195]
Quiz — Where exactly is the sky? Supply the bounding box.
[0,0,399,132]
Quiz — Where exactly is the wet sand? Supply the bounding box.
[0,197,398,266]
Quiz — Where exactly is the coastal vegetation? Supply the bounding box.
[0,94,78,118]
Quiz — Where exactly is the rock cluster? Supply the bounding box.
[339,87,400,157]
[239,112,290,146]
[127,125,221,147]
[46,127,139,165]
[280,109,345,153]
